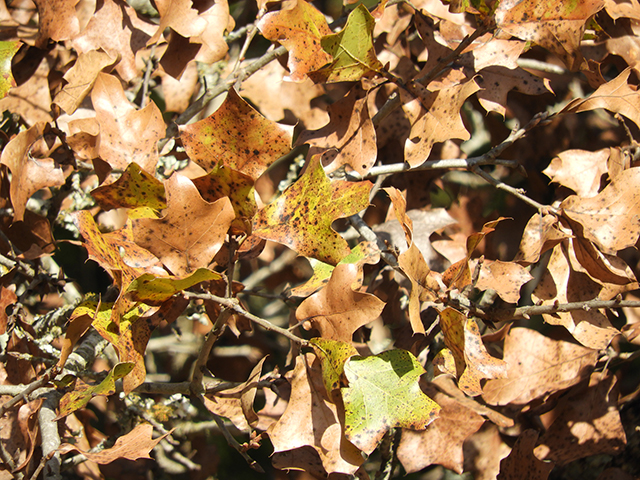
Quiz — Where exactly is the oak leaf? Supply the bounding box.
[252,155,372,265]
[341,349,441,455]
[483,327,598,406]
[296,263,385,342]
[438,308,507,396]
[544,149,609,198]
[180,88,293,179]
[257,0,332,82]
[125,268,221,305]
[0,40,20,99]
[497,430,554,480]
[132,174,235,276]
[296,84,377,176]
[91,162,167,211]
[59,424,169,464]
[92,73,164,173]
[34,0,80,47]
[0,122,65,222]
[473,259,532,304]
[400,79,479,167]
[308,5,383,83]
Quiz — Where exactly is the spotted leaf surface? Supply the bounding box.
[91,162,167,211]
[180,88,293,179]
[341,350,440,454]
[257,0,332,82]
[125,268,221,305]
[309,337,358,398]
[309,5,383,83]
[252,155,372,265]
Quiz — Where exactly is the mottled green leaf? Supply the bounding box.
[126,268,221,305]
[91,162,166,211]
[56,362,135,419]
[0,41,20,99]
[180,88,293,180]
[252,155,372,265]
[309,5,383,83]
[309,337,358,398]
[341,350,440,454]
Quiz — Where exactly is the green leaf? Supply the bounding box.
[252,155,372,265]
[309,337,358,398]
[309,5,383,83]
[91,162,167,211]
[341,350,440,454]
[0,41,20,99]
[56,362,135,419]
[180,88,293,180]
[125,268,222,305]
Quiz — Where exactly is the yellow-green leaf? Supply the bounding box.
[309,337,358,397]
[91,162,167,211]
[0,41,20,99]
[126,268,222,305]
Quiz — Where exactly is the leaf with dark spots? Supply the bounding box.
[252,155,372,265]
[256,0,332,82]
[132,174,235,276]
[180,88,293,179]
[91,162,167,211]
[341,350,440,455]
[191,161,258,234]
[309,337,358,398]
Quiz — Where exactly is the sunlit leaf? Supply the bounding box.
[0,40,20,99]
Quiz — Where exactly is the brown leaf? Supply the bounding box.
[532,243,621,349]
[296,263,385,342]
[0,286,17,335]
[71,0,156,81]
[396,382,484,474]
[497,430,554,480]
[0,122,66,222]
[296,84,377,176]
[400,79,479,167]
[53,50,117,115]
[483,327,598,406]
[92,73,164,173]
[268,354,364,475]
[0,56,52,126]
[147,0,208,46]
[257,0,333,82]
[438,309,507,396]
[494,0,604,70]
[561,166,640,254]
[132,174,235,276]
[59,424,169,464]
[34,0,80,47]
[534,373,626,465]
[474,259,533,304]
[515,213,569,265]
[544,148,609,198]
[180,88,293,179]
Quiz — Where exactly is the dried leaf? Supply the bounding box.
[483,327,598,406]
[296,263,385,342]
[34,0,80,47]
[544,149,609,198]
[474,259,532,304]
[257,0,332,82]
[59,424,169,464]
[253,155,372,265]
[497,430,554,480]
[132,174,235,276]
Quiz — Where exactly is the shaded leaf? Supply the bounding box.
[253,155,372,265]
[309,5,383,83]
[257,0,332,82]
[342,349,441,454]
[483,327,598,406]
[132,174,235,276]
[56,363,135,419]
[91,162,167,211]
[497,430,554,480]
[180,88,293,179]
[59,424,169,464]
[296,263,385,342]
[0,122,65,222]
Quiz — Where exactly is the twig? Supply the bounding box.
[190,309,231,395]
[139,44,156,108]
[39,390,62,480]
[517,58,569,75]
[0,367,55,418]
[184,292,308,345]
[0,251,35,278]
[211,413,264,473]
